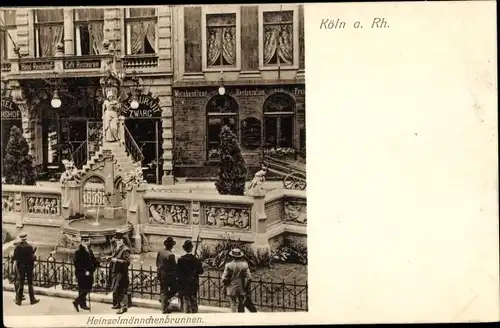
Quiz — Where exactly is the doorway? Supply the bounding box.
[125,118,163,184]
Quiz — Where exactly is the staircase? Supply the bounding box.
[72,123,145,178]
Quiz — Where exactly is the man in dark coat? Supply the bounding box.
[72,234,100,312]
[10,239,26,301]
[177,240,204,313]
[109,232,131,314]
[10,232,39,306]
[156,236,178,314]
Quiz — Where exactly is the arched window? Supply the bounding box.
[206,95,239,160]
[263,93,295,148]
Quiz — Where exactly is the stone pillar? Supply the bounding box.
[127,183,147,253]
[62,180,80,218]
[160,90,174,185]
[101,149,123,219]
[9,80,33,156]
[63,9,74,55]
[249,190,271,254]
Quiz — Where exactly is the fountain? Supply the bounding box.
[55,67,141,259]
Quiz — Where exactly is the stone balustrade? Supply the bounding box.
[123,54,159,70]
[1,184,63,243]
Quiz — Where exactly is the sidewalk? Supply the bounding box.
[3,281,229,315]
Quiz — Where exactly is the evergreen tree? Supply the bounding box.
[215,125,247,195]
[3,125,36,185]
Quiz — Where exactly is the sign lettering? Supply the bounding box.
[1,99,21,119]
[174,87,305,98]
[123,94,161,118]
[20,61,54,71]
[64,59,101,70]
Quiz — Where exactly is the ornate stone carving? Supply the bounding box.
[26,196,60,216]
[248,165,268,193]
[284,201,307,224]
[123,162,146,188]
[2,194,20,213]
[191,201,200,225]
[60,160,82,184]
[205,206,250,230]
[148,203,189,225]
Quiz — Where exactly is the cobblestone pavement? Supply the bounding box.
[2,291,160,316]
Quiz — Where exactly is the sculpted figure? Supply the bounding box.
[60,160,82,184]
[103,90,120,142]
[248,165,268,192]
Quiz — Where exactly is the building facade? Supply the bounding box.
[1,7,174,184]
[1,4,306,184]
[171,4,306,178]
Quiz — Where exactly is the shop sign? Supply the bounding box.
[174,86,305,98]
[20,60,54,71]
[1,98,21,119]
[122,94,161,118]
[64,58,101,70]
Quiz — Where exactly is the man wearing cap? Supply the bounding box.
[221,248,252,312]
[72,234,100,312]
[10,232,39,306]
[156,236,178,313]
[177,240,204,313]
[109,232,131,314]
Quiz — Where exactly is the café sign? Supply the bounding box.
[174,86,305,98]
[1,98,21,119]
[122,94,161,118]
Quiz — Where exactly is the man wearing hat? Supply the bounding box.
[156,236,178,313]
[221,248,252,312]
[109,232,131,314]
[72,234,100,312]
[9,239,25,301]
[10,232,39,306]
[177,240,204,313]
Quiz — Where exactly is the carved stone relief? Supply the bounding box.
[284,201,307,224]
[26,196,60,216]
[191,201,200,225]
[148,203,190,225]
[2,194,20,213]
[204,206,250,230]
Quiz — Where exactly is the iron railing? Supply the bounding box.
[71,123,103,169]
[3,255,308,312]
[124,125,145,164]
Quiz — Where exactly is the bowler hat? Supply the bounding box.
[182,240,194,252]
[164,236,176,246]
[114,232,124,240]
[18,232,28,240]
[229,248,244,258]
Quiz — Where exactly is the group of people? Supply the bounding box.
[9,231,258,314]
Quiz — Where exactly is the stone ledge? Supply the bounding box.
[2,280,229,313]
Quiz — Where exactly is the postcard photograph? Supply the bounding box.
[1,3,307,325]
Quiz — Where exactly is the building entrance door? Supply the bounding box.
[125,119,162,184]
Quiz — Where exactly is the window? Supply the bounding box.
[206,95,239,160]
[262,10,294,67]
[1,9,17,59]
[125,8,157,55]
[264,93,295,148]
[34,9,64,57]
[206,13,236,68]
[74,9,104,56]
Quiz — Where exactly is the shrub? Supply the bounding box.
[2,227,12,244]
[3,125,36,185]
[272,236,308,265]
[215,126,247,195]
[201,233,271,270]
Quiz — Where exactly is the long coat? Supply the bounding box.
[177,254,204,296]
[221,260,252,296]
[73,245,100,291]
[110,245,131,293]
[156,249,177,281]
[11,241,36,273]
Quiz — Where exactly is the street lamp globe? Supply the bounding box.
[130,99,139,109]
[51,95,62,109]
[218,86,226,96]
